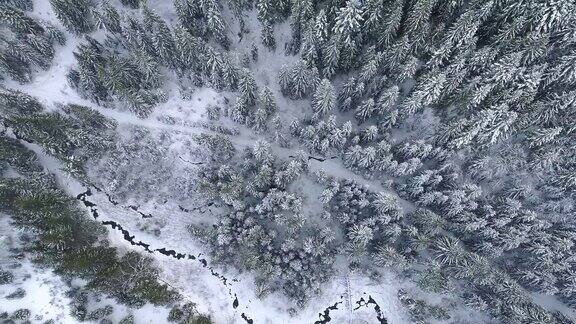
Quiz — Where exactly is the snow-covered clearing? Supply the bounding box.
[16,134,407,323]
[1,0,412,322]
[0,215,172,324]
[0,217,76,323]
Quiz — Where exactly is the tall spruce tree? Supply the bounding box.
[312,78,336,119]
[50,0,94,34]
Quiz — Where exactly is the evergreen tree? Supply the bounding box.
[378,0,404,47]
[174,26,205,72]
[0,6,64,82]
[96,2,122,34]
[376,85,400,128]
[430,1,493,69]
[0,0,33,11]
[446,106,518,149]
[312,79,336,119]
[400,70,446,119]
[289,0,313,51]
[261,21,276,50]
[278,60,318,99]
[50,0,94,34]
[347,223,373,256]
[174,0,229,48]
[333,0,363,68]
[355,98,375,123]
[0,88,43,117]
[227,0,251,37]
[232,69,258,123]
[174,0,203,35]
[120,0,140,8]
[300,22,318,67]
[544,53,576,89]
[322,36,340,78]
[314,10,329,45]
[143,6,177,66]
[203,46,230,88]
[256,0,276,50]
[404,0,436,52]
[253,87,277,131]
[202,0,230,48]
[363,0,384,39]
[0,5,42,34]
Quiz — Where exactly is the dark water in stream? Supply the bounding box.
[77,189,389,324]
[354,295,389,324]
[14,127,390,324]
[314,294,389,324]
[314,300,343,324]
[75,188,255,324]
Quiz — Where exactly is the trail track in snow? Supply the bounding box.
[1,1,408,321]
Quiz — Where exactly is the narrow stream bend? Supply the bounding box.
[76,188,255,324]
[354,295,388,324]
[314,293,389,324]
[314,300,343,324]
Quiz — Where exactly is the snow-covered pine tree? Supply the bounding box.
[375,85,400,128]
[333,0,363,69]
[174,0,203,35]
[253,87,277,131]
[50,0,94,34]
[257,0,276,49]
[399,70,446,120]
[202,0,230,48]
[377,0,404,47]
[0,88,43,117]
[232,68,258,123]
[314,9,329,44]
[355,98,375,123]
[142,5,177,66]
[312,78,336,119]
[96,2,122,34]
[289,0,313,52]
[278,60,318,99]
[0,5,64,82]
[362,0,384,40]
[322,36,341,78]
[120,0,139,8]
[300,22,318,68]
[404,0,436,52]
[0,0,33,11]
[174,26,205,73]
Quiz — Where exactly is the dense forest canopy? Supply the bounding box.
[1,0,576,322]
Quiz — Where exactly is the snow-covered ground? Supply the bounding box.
[0,217,76,323]
[0,219,174,324]
[17,135,408,323]
[1,0,413,322]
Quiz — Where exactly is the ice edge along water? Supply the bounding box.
[1,0,409,322]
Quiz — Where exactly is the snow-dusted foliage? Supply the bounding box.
[0,4,64,82]
[1,0,576,322]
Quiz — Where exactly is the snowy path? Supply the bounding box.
[0,0,410,321]
[8,127,408,323]
[0,217,77,323]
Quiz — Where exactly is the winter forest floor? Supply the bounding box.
[2,0,576,323]
[2,1,409,323]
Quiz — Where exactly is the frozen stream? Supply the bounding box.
[76,187,254,323]
[3,117,405,323]
[76,187,390,324]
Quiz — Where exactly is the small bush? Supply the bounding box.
[6,287,26,299]
[10,309,31,320]
[0,270,14,284]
